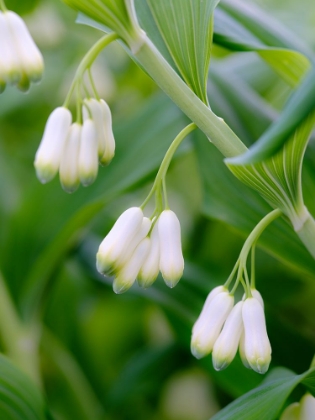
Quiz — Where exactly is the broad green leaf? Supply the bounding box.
[213,8,310,88]
[194,132,315,277]
[219,0,313,58]
[226,67,315,165]
[211,366,315,420]
[146,0,219,104]
[0,354,48,420]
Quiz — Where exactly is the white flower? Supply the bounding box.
[158,210,184,288]
[138,221,160,288]
[96,207,144,274]
[0,11,43,88]
[78,119,99,186]
[280,403,300,420]
[34,107,72,183]
[83,98,115,165]
[99,99,115,165]
[113,237,151,294]
[59,123,81,193]
[239,331,251,369]
[212,301,244,371]
[192,286,227,335]
[300,393,315,419]
[242,297,271,374]
[191,291,234,359]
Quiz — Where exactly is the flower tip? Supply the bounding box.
[164,275,181,289]
[251,357,271,375]
[113,279,132,295]
[212,358,229,372]
[34,163,56,184]
[190,343,206,360]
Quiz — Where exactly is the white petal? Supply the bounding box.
[159,210,184,287]
[138,221,160,288]
[6,11,44,83]
[113,237,151,294]
[96,207,144,274]
[193,286,227,334]
[242,297,271,374]
[279,403,301,420]
[0,12,21,84]
[78,119,98,186]
[191,291,234,359]
[212,301,244,371]
[115,217,151,268]
[34,107,72,183]
[300,393,315,420]
[99,99,115,165]
[59,123,81,193]
[243,289,264,308]
[239,331,251,369]
[83,98,106,158]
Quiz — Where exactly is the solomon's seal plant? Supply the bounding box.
[1,0,315,418]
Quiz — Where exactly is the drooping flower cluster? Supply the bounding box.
[280,393,315,420]
[96,207,184,294]
[0,10,44,92]
[191,286,271,374]
[34,97,115,192]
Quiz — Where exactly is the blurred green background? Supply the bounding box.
[1,0,315,419]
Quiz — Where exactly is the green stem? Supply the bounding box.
[239,209,282,263]
[63,32,118,107]
[135,38,247,158]
[0,0,6,11]
[251,245,256,288]
[0,271,41,387]
[141,123,196,209]
[162,177,169,209]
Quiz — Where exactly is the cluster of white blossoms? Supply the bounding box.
[96,207,184,294]
[34,97,115,193]
[0,10,44,92]
[280,393,315,420]
[191,285,271,374]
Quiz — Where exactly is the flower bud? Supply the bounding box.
[138,221,160,288]
[83,98,106,158]
[212,301,244,371]
[115,217,151,268]
[300,393,315,419]
[99,99,115,166]
[113,238,151,294]
[193,286,227,335]
[0,11,21,84]
[6,11,44,83]
[279,403,300,420]
[191,291,234,359]
[242,297,271,374]
[159,210,184,288]
[78,119,98,186]
[59,123,81,193]
[96,207,144,274]
[34,107,72,183]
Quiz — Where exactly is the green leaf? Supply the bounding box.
[211,366,315,420]
[146,0,219,104]
[194,132,315,277]
[213,8,310,88]
[0,354,48,420]
[226,66,315,165]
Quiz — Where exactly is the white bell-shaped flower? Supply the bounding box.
[300,393,315,420]
[78,119,98,186]
[212,301,244,371]
[0,11,21,84]
[34,107,72,183]
[191,291,234,359]
[96,207,144,274]
[193,285,227,335]
[83,98,106,158]
[113,237,151,294]
[242,297,271,374]
[59,123,81,193]
[138,221,160,288]
[115,217,151,269]
[280,403,300,420]
[239,331,251,369]
[6,11,44,84]
[99,99,115,166]
[159,210,184,288]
